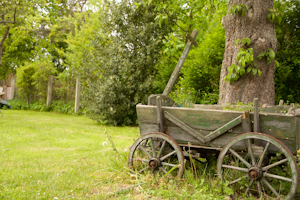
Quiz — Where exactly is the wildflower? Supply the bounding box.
[103,141,107,146]
[53,197,58,199]
[57,173,59,176]
[123,148,128,152]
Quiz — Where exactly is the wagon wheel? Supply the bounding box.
[128,132,185,178]
[217,132,299,200]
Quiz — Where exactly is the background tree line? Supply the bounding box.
[0,0,299,125]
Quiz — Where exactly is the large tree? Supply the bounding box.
[218,0,277,105]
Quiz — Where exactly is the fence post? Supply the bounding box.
[10,78,15,100]
[75,78,80,113]
[47,75,53,107]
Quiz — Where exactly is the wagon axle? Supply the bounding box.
[148,158,160,169]
[248,166,262,180]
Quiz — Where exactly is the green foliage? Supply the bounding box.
[67,0,169,125]
[7,99,81,115]
[230,4,249,17]
[224,38,261,83]
[274,0,300,104]
[16,58,57,102]
[258,48,276,64]
[153,1,227,105]
[16,64,36,102]
[268,8,282,23]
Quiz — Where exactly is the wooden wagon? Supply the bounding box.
[128,29,300,199]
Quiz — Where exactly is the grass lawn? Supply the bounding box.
[0,110,142,199]
[0,110,269,200]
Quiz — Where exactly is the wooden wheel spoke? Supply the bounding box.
[138,145,152,159]
[129,133,185,178]
[262,178,280,197]
[221,164,248,172]
[228,175,248,185]
[257,181,262,197]
[150,138,156,158]
[262,158,288,171]
[264,172,292,182]
[151,168,155,174]
[161,162,177,167]
[157,140,166,158]
[217,133,299,200]
[248,139,256,165]
[258,142,270,167]
[160,150,176,161]
[229,148,251,168]
[133,158,149,163]
[159,167,168,174]
[138,167,149,173]
[245,179,254,195]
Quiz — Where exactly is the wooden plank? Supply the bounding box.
[258,113,296,140]
[194,104,223,110]
[156,96,164,133]
[295,109,300,151]
[74,78,80,113]
[254,98,259,132]
[204,115,242,142]
[164,106,244,130]
[10,78,15,100]
[164,111,205,143]
[47,75,53,107]
[279,99,284,106]
[137,104,244,130]
[162,29,198,96]
[242,111,251,133]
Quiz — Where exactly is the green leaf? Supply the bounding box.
[241,9,245,17]
[240,67,245,76]
[258,69,262,77]
[269,49,275,59]
[234,39,240,46]
[252,68,257,75]
[247,67,252,73]
[258,52,266,60]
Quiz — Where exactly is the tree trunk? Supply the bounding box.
[218,0,277,106]
[0,25,10,66]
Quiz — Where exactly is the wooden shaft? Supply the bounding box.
[47,75,53,107]
[10,78,15,100]
[75,78,80,113]
[162,29,198,96]
[254,98,259,132]
[156,96,164,132]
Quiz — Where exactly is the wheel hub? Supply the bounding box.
[248,166,262,180]
[148,158,161,169]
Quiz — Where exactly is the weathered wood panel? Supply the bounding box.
[256,113,295,140]
[136,104,296,152]
[295,109,300,151]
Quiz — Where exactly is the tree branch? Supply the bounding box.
[162,8,187,33]
[0,26,10,47]
[0,21,17,24]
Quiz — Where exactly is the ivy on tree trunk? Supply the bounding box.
[218,0,277,106]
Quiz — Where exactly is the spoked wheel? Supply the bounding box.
[217,132,299,200]
[128,132,185,178]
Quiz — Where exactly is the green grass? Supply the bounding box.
[0,110,232,199]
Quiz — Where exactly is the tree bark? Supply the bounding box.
[218,0,277,106]
[0,25,10,66]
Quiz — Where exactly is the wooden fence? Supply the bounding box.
[0,75,81,114]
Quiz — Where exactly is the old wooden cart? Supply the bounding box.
[128,29,300,199]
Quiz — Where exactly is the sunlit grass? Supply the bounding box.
[0,110,139,199]
[0,110,233,199]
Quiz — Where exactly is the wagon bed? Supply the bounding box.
[128,29,300,199]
